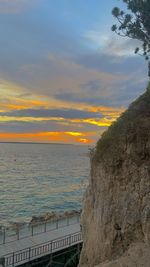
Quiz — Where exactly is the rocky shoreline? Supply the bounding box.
[0,209,81,230]
[30,209,81,224]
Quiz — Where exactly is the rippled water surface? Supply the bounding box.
[0,143,90,225]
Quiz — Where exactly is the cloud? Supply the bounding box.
[85,31,142,57]
[82,80,102,92]
[0,50,124,100]
[0,0,38,13]
[75,50,147,76]
[55,74,147,108]
[40,53,121,95]
[0,131,94,144]
[0,108,102,119]
[104,37,142,57]
[0,118,108,137]
[0,79,124,116]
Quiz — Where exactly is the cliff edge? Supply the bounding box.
[79,84,150,267]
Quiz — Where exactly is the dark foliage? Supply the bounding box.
[111,0,150,77]
[94,83,150,163]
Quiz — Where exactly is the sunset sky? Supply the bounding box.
[0,0,148,144]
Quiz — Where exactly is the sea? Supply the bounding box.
[0,143,90,226]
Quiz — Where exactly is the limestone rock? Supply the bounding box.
[79,85,150,267]
[95,243,150,267]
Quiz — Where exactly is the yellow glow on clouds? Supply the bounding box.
[0,79,125,144]
[0,116,116,127]
[0,131,93,144]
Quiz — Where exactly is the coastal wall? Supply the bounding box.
[79,85,150,267]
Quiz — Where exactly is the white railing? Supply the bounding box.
[0,215,80,245]
[3,231,82,267]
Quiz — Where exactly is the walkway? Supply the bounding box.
[0,215,82,267]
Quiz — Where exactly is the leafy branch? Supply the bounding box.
[111,0,150,77]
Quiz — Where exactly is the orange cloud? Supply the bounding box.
[65,131,85,136]
[0,131,93,144]
[89,106,125,119]
[0,79,125,145]
[0,99,49,111]
[1,94,124,118]
[0,79,125,123]
[0,116,115,131]
[68,118,115,127]
[77,138,90,144]
[82,118,115,127]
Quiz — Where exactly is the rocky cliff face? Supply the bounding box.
[79,85,150,267]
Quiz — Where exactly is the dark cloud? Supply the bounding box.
[0,108,101,119]
[0,3,84,92]
[82,80,102,92]
[0,119,106,133]
[0,120,78,133]
[75,52,147,75]
[55,77,147,107]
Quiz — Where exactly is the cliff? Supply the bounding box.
[79,84,150,267]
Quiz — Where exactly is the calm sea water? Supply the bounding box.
[0,143,90,226]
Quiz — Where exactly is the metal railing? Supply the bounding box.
[0,215,80,245]
[4,231,82,267]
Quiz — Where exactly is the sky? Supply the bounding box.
[0,0,148,144]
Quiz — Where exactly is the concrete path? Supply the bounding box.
[0,223,80,256]
[0,216,79,245]
[0,216,82,267]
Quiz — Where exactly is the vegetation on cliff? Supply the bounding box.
[94,83,150,165]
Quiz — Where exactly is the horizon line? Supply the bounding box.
[0,141,90,146]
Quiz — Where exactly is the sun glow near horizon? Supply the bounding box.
[0,131,94,144]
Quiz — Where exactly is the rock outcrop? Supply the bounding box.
[95,242,150,267]
[79,84,150,267]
